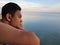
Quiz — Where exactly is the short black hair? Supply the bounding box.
[1,2,21,19]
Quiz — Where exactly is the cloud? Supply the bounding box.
[19,1,43,8]
[17,1,60,12]
[17,1,44,12]
[0,0,60,12]
[45,3,60,12]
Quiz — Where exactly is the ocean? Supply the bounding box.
[22,12,60,45]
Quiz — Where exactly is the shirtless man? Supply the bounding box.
[0,2,40,45]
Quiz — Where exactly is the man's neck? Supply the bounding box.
[0,19,10,24]
[0,19,24,30]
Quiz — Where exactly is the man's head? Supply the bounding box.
[1,2,23,29]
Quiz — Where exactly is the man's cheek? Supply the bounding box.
[16,19,21,26]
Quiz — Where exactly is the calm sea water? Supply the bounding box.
[22,12,60,45]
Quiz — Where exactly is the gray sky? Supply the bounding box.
[0,0,60,12]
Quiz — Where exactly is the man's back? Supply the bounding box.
[0,22,40,45]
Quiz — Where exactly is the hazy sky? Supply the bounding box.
[0,0,60,12]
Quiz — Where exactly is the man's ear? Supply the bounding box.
[6,13,12,22]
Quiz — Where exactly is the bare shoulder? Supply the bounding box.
[21,31,40,45]
[0,22,40,45]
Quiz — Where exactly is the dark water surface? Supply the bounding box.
[22,12,60,45]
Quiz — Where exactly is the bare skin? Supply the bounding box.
[0,9,40,45]
[0,22,40,45]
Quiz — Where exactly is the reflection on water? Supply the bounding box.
[22,12,60,45]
